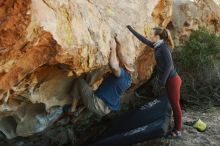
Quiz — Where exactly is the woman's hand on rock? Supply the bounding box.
[126,25,132,30]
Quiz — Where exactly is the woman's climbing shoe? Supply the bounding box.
[165,129,182,139]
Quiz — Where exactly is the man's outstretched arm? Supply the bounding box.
[109,38,121,77]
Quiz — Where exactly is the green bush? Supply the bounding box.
[180,26,220,72]
[175,27,220,110]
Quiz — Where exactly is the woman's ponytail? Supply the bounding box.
[153,27,174,49]
[164,29,174,49]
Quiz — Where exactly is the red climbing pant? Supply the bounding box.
[166,74,182,131]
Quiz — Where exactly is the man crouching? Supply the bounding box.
[70,35,133,116]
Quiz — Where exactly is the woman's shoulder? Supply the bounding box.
[160,42,172,52]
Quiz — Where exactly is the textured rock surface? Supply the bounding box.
[0,0,219,139]
[170,0,220,44]
[0,0,173,138]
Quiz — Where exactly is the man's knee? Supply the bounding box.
[71,77,87,90]
[70,78,84,98]
[75,78,89,88]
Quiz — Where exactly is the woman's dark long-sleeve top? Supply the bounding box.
[128,26,177,86]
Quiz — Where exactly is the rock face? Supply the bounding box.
[170,0,220,44]
[0,0,173,138]
[0,0,219,139]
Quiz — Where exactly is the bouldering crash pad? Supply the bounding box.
[90,96,171,146]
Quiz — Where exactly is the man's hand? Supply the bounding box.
[109,38,121,77]
[115,35,121,44]
[110,38,117,51]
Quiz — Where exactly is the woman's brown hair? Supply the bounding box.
[153,27,174,49]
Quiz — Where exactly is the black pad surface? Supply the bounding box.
[90,96,171,146]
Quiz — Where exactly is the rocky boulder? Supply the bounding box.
[0,0,172,138]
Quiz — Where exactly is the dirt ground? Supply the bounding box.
[136,107,220,146]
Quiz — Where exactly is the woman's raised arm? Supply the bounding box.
[127,25,154,48]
